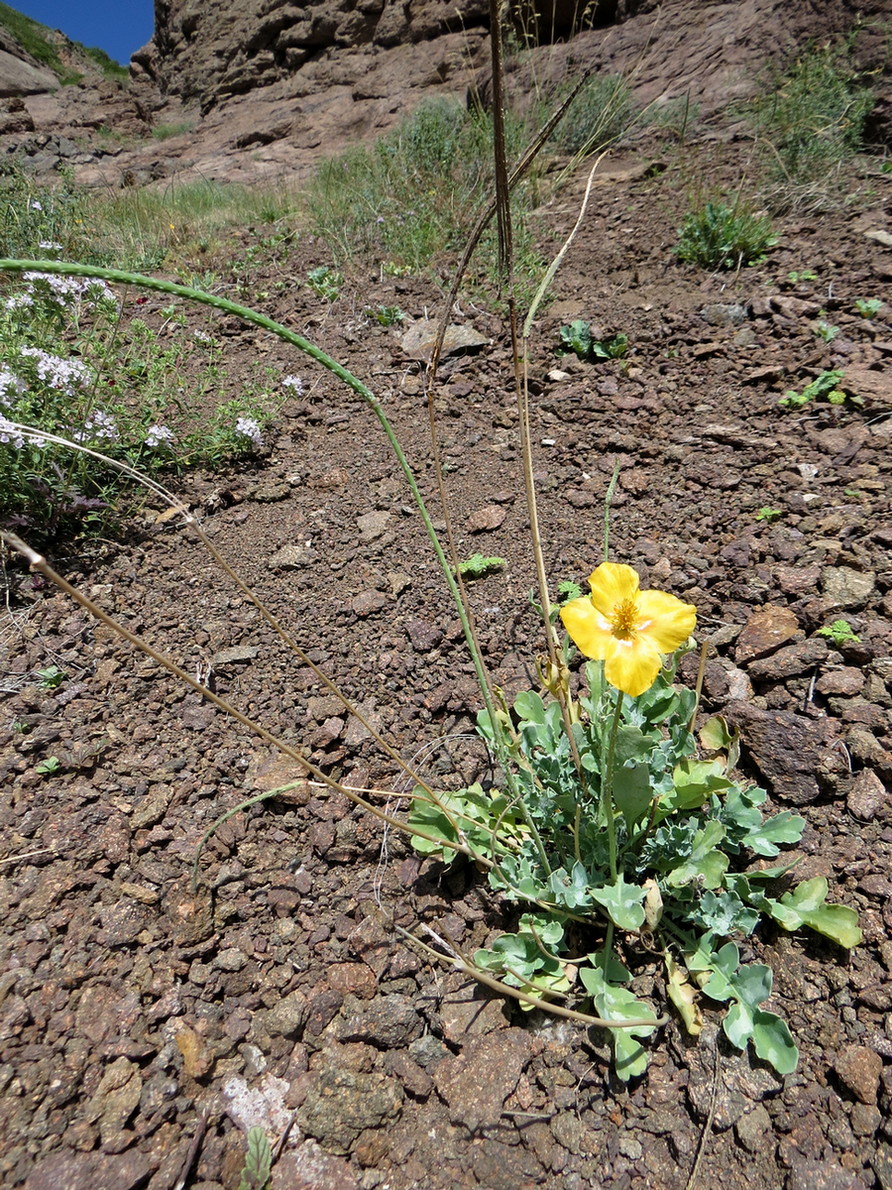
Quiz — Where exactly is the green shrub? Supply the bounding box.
[551,75,636,155]
[676,199,777,270]
[750,44,875,205]
[302,97,542,288]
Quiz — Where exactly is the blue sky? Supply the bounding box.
[13,0,154,65]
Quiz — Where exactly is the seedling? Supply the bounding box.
[813,318,839,343]
[306,266,343,302]
[36,665,67,689]
[854,298,883,318]
[457,554,506,579]
[238,1127,272,1190]
[787,269,817,283]
[817,619,860,646]
[779,369,853,408]
[559,320,628,361]
[755,507,782,523]
[369,305,405,326]
[35,756,61,775]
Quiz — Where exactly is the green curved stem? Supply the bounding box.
[0,257,519,802]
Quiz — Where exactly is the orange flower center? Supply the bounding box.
[610,598,639,641]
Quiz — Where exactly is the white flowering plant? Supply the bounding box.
[0,267,287,538]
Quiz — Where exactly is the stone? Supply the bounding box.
[846,769,889,821]
[351,590,389,617]
[297,1066,402,1155]
[834,1044,883,1105]
[786,1157,871,1190]
[432,1029,534,1131]
[175,1025,214,1079]
[356,511,391,542]
[222,1073,292,1134]
[406,618,443,652]
[815,667,866,696]
[401,320,489,361]
[774,564,824,597]
[263,990,309,1039]
[700,302,749,326]
[850,1102,882,1137]
[335,993,422,1049]
[269,543,315,569]
[735,1103,772,1153]
[747,638,828,681]
[821,567,877,610]
[211,645,260,666]
[466,504,508,533]
[271,1142,361,1190]
[85,1057,142,1140]
[735,605,800,664]
[23,1149,154,1190]
[724,701,842,804]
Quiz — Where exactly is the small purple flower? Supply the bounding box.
[235,416,263,449]
[281,375,304,396]
[71,410,119,444]
[145,424,175,448]
[0,416,25,449]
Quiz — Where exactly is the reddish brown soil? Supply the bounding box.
[2,136,891,1190]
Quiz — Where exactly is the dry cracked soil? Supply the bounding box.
[1,135,892,1190]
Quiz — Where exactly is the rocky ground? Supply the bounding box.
[1,130,891,1190]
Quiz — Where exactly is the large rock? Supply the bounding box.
[0,49,58,97]
[724,701,844,804]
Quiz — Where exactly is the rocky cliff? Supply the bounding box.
[0,0,888,187]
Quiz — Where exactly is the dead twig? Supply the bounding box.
[172,1111,208,1190]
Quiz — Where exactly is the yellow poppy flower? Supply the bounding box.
[560,562,696,698]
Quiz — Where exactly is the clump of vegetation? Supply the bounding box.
[854,297,883,318]
[549,74,636,155]
[409,562,861,1079]
[750,43,875,207]
[458,554,506,579]
[368,305,405,326]
[559,320,629,361]
[0,164,302,274]
[779,369,853,408]
[817,619,861,646]
[755,507,782,523]
[676,199,777,270]
[302,97,542,289]
[152,122,196,141]
[306,265,343,302]
[0,268,283,540]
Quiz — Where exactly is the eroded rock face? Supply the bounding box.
[1,0,890,187]
[137,0,492,112]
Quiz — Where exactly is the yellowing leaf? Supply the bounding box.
[666,955,702,1036]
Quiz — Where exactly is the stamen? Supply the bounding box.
[611,598,639,641]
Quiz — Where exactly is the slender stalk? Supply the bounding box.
[397,926,666,1029]
[603,459,621,563]
[1,531,476,861]
[602,690,625,882]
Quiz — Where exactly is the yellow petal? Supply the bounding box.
[560,596,613,660]
[604,636,663,698]
[587,562,640,619]
[636,590,697,653]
